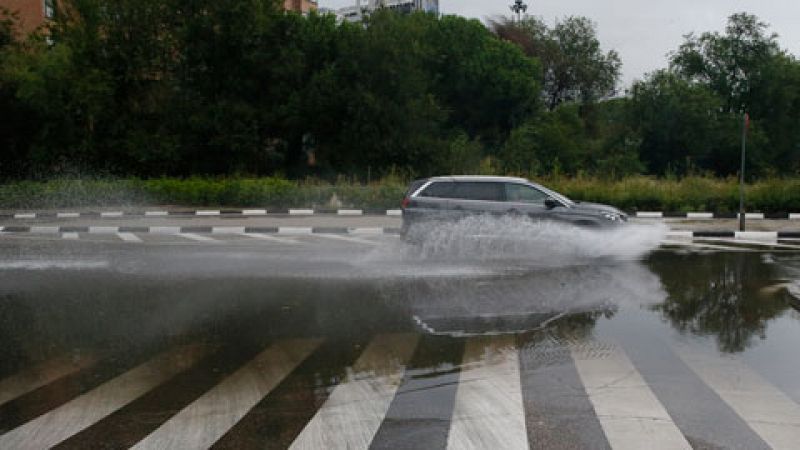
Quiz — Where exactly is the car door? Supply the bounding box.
[412,181,457,222]
[503,183,552,220]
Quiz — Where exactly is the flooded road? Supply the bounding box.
[1,232,800,449]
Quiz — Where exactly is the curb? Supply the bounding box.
[665,231,800,239]
[2,209,799,220]
[0,226,402,235]
[1,209,403,219]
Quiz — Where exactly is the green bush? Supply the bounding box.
[1,175,799,212]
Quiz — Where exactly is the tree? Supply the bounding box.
[491,16,621,111]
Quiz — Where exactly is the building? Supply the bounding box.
[0,0,55,34]
[283,0,317,14]
[336,0,438,23]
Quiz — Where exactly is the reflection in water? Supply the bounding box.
[380,263,664,337]
[649,252,792,353]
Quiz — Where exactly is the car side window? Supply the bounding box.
[504,183,549,204]
[418,182,455,198]
[450,182,504,201]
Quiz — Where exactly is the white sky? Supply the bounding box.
[319,0,800,88]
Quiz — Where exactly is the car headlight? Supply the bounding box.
[602,212,624,222]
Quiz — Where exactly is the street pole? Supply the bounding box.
[510,0,528,23]
[738,112,748,232]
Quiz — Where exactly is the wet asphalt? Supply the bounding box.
[1,230,800,449]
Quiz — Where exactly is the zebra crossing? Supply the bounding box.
[1,333,798,449]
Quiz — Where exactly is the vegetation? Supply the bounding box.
[1,2,799,201]
[3,176,800,212]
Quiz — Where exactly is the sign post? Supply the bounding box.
[738,113,749,232]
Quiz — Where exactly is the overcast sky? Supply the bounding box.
[319,0,800,89]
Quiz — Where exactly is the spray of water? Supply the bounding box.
[365,215,667,269]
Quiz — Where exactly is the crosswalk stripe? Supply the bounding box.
[0,344,208,449]
[311,233,379,246]
[447,335,528,450]
[289,334,419,450]
[62,232,79,240]
[240,233,302,245]
[132,338,321,449]
[116,232,142,243]
[0,355,95,406]
[176,233,218,243]
[572,343,691,450]
[673,345,800,449]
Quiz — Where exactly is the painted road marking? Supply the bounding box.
[13,213,36,219]
[177,233,219,243]
[0,344,208,449]
[88,226,119,234]
[196,210,220,216]
[637,212,664,218]
[687,212,714,219]
[117,232,143,243]
[62,232,79,240]
[212,227,246,235]
[242,209,267,215]
[132,339,321,450]
[572,343,691,450]
[0,355,95,406]
[311,234,379,246]
[386,209,402,216]
[279,227,314,235]
[289,209,314,215]
[337,209,363,216]
[289,334,419,450]
[144,211,168,217]
[56,212,80,218]
[240,233,302,245]
[100,211,124,218]
[31,226,59,234]
[674,345,800,450]
[447,335,528,450]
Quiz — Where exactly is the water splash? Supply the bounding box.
[365,216,666,269]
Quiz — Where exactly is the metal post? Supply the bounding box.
[738,113,748,232]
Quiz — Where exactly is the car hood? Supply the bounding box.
[569,201,625,216]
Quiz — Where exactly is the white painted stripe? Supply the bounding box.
[57,212,80,218]
[30,226,59,234]
[687,212,713,219]
[150,226,180,235]
[13,213,36,219]
[212,227,246,234]
[572,343,691,450]
[636,212,664,218]
[790,213,800,220]
[735,231,778,240]
[144,211,168,217]
[0,344,208,450]
[0,354,95,405]
[337,209,363,216]
[100,211,123,218]
[177,233,218,243]
[447,335,528,450]
[674,345,800,449]
[196,210,220,216]
[117,232,142,243]
[350,227,385,235]
[279,227,314,235]
[241,233,302,245]
[666,231,693,239]
[742,212,765,220]
[290,334,418,450]
[242,209,267,215]
[62,232,79,240]
[89,226,119,234]
[134,339,321,450]
[311,234,379,246]
[386,209,402,216]
[289,209,314,215]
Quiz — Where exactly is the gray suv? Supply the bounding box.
[401,176,627,236]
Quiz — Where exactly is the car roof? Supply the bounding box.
[427,175,529,183]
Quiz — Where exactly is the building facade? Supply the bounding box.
[283,0,317,14]
[336,0,438,22]
[0,0,55,34]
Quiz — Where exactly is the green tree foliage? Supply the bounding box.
[491,16,621,110]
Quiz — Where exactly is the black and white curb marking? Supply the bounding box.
[665,231,800,239]
[636,212,799,219]
[0,226,402,235]
[2,209,403,219]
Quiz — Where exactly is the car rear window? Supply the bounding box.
[450,182,504,201]
[418,181,454,198]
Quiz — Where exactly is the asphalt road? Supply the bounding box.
[1,225,800,449]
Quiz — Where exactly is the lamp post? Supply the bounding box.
[510,0,528,23]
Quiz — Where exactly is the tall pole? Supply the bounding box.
[738,112,748,232]
[510,0,528,23]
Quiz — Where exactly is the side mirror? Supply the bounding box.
[544,198,560,209]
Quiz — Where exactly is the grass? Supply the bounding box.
[1,175,800,212]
